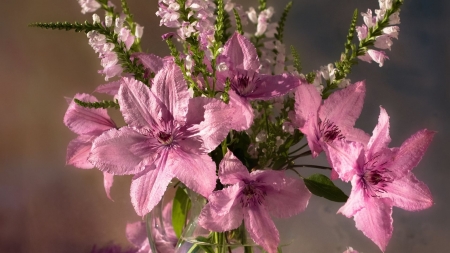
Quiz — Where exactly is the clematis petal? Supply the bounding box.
[367,107,391,159]
[131,153,174,216]
[294,83,322,128]
[198,184,244,231]
[89,127,157,175]
[338,175,366,217]
[353,198,393,252]
[302,117,322,157]
[168,149,216,197]
[244,205,280,253]
[228,90,254,130]
[133,53,164,74]
[186,97,234,151]
[94,80,121,96]
[262,172,311,218]
[219,150,250,185]
[327,140,365,182]
[222,32,260,72]
[384,173,433,211]
[66,135,95,169]
[389,129,435,175]
[245,74,301,100]
[103,172,114,200]
[64,93,116,135]
[319,81,365,130]
[345,127,370,146]
[119,77,173,130]
[152,61,191,122]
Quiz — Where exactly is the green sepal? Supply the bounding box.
[172,186,191,239]
[74,98,119,109]
[233,9,244,35]
[303,174,349,202]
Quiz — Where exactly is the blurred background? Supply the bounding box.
[1,0,449,252]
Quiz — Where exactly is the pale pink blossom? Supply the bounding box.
[382,26,400,39]
[64,93,117,199]
[358,49,389,67]
[374,34,393,50]
[77,0,101,14]
[199,151,311,253]
[335,107,434,252]
[356,25,368,41]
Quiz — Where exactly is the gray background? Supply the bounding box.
[1,0,448,252]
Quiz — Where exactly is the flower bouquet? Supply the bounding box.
[31,0,434,252]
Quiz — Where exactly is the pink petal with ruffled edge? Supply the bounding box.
[353,198,393,252]
[245,74,301,100]
[219,151,250,185]
[66,135,96,169]
[244,205,280,253]
[384,173,433,211]
[319,81,366,131]
[119,77,173,130]
[222,32,260,72]
[366,107,391,159]
[133,53,164,74]
[294,83,322,130]
[152,61,191,122]
[198,183,244,231]
[94,80,121,96]
[228,90,254,130]
[389,129,435,176]
[338,176,366,217]
[261,171,311,218]
[64,93,116,135]
[327,140,365,182]
[103,172,114,201]
[89,127,157,175]
[167,149,216,198]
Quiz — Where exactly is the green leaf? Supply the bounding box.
[172,186,191,238]
[303,174,348,202]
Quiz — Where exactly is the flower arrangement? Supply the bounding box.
[31,0,434,252]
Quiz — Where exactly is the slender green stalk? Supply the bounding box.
[288,143,308,155]
[292,164,332,170]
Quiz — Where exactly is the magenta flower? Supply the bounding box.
[198,150,311,253]
[63,93,116,199]
[335,107,434,252]
[89,61,231,215]
[219,32,301,130]
[294,81,369,178]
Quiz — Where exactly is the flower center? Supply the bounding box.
[157,131,173,145]
[361,155,393,197]
[319,119,344,143]
[231,73,259,96]
[240,181,266,207]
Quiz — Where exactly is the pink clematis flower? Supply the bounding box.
[89,60,232,216]
[294,81,369,179]
[218,32,301,130]
[63,93,117,199]
[198,151,311,253]
[335,107,434,252]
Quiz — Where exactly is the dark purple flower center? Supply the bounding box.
[361,155,393,197]
[240,181,266,207]
[157,131,173,145]
[231,73,259,96]
[319,119,344,143]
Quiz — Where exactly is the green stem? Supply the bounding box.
[287,143,308,155]
[292,164,332,170]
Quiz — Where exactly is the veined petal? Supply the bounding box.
[168,149,216,197]
[64,93,116,135]
[319,81,365,130]
[223,32,260,72]
[133,53,164,74]
[384,173,433,211]
[263,173,311,218]
[94,80,121,96]
[198,184,244,232]
[338,175,366,217]
[390,129,435,175]
[245,74,301,100]
[244,205,280,253]
[131,152,174,216]
[294,83,322,128]
[103,172,114,200]
[353,198,393,252]
[119,77,173,129]
[66,135,95,169]
[89,127,157,175]
[152,61,191,122]
[219,150,251,185]
[229,90,254,130]
[327,140,365,182]
[367,107,391,159]
[302,116,322,157]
